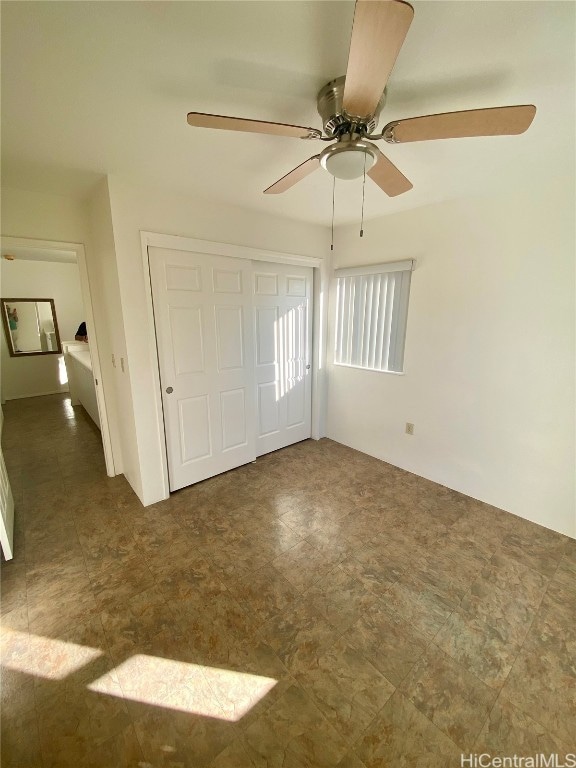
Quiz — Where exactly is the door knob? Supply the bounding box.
[166,386,173,394]
[306,364,311,369]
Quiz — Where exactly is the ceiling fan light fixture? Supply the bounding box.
[320,141,377,180]
[185,1,537,199]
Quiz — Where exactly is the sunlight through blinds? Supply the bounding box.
[334,260,414,373]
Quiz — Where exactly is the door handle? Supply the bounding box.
[166,386,173,394]
[306,364,311,369]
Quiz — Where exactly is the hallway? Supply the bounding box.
[1,394,574,767]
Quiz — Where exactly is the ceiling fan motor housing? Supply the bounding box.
[317,76,387,137]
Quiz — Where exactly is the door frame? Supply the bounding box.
[140,231,327,501]
[0,235,116,476]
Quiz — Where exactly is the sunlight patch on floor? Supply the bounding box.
[88,654,277,721]
[2,628,276,721]
[1,628,102,680]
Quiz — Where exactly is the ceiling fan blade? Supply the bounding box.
[187,112,321,139]
[383,105,537,143]
[343,0,414,119]
[264,156,321,194]
[368,148,412,196]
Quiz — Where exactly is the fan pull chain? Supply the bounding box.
[330,175,336,251]
[360,152,367,238]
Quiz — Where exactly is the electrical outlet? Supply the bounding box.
[405,422,414,435]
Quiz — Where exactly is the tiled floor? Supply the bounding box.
[1,394,574,767]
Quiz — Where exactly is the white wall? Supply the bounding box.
[85,179,127,480]
[327,180,575,537]
[1,187,89,244]
[1,259,85,399]
[106,175,329,505]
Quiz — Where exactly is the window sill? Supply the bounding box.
[333,363,405,376]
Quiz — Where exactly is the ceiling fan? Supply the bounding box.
[187,0,536,197]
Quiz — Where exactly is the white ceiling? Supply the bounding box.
[1,1,574,226]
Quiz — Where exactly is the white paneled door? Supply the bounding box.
[149,247,256,492]
[150,248,314,492]
[0,447,15,560]
[253,263,313,456]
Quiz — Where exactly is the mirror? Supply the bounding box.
[1,298,62,357]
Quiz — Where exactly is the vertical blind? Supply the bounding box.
[334,261,413,373]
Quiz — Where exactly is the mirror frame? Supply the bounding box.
[1,298,63,357]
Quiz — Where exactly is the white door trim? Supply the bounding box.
[141,231,327,502]
[140,231,322,268]
[0,235,116,477]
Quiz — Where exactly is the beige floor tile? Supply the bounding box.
[99,585,180,660]
[26,571,101,637]
[272,539,344,593]
[0,665,36,720]
[21,477,66,502]
[88,553,155,611]
[294,636,395,745]
[553,551,576,592]
[343,601,427,686]
[435,526,494,565]
[399,646,497,751]
[335,753,369,768]
[37,687,133,767]
[354,690,463,768]
[226,563,300,627]
[339,550,402,598]
[208,534,274,579]
[498,530,567,577]
[3,393,574,768]
[538,579,576,626]
[258,596,338,674]
[501,646,576,745]
[80,724,146,768]
[459,552,549,646]
[133,707,238,767]
[155,556,229,601]
[0,706,44,768]
[171,590,261,667]
[434,608,521,689]
[208,734,259,767]
[250,519,306,560]
[303,564,381,633]
[378,571,455,641]
[480,551,550,595]
[0,562,27,615]
[522,597,576,676]
[474,694,570,756]
[305,525,366,560]
[243,683,349,767]
[130,513,187,553]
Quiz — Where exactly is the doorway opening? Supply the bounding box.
[1,236,116,477]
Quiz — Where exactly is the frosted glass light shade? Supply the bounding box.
[322,146,376,180]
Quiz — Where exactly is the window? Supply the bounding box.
[334,259,414,373]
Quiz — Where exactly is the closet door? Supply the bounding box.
[0,447,14,560]
[253,263,313,456]
[149,247,256,491]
